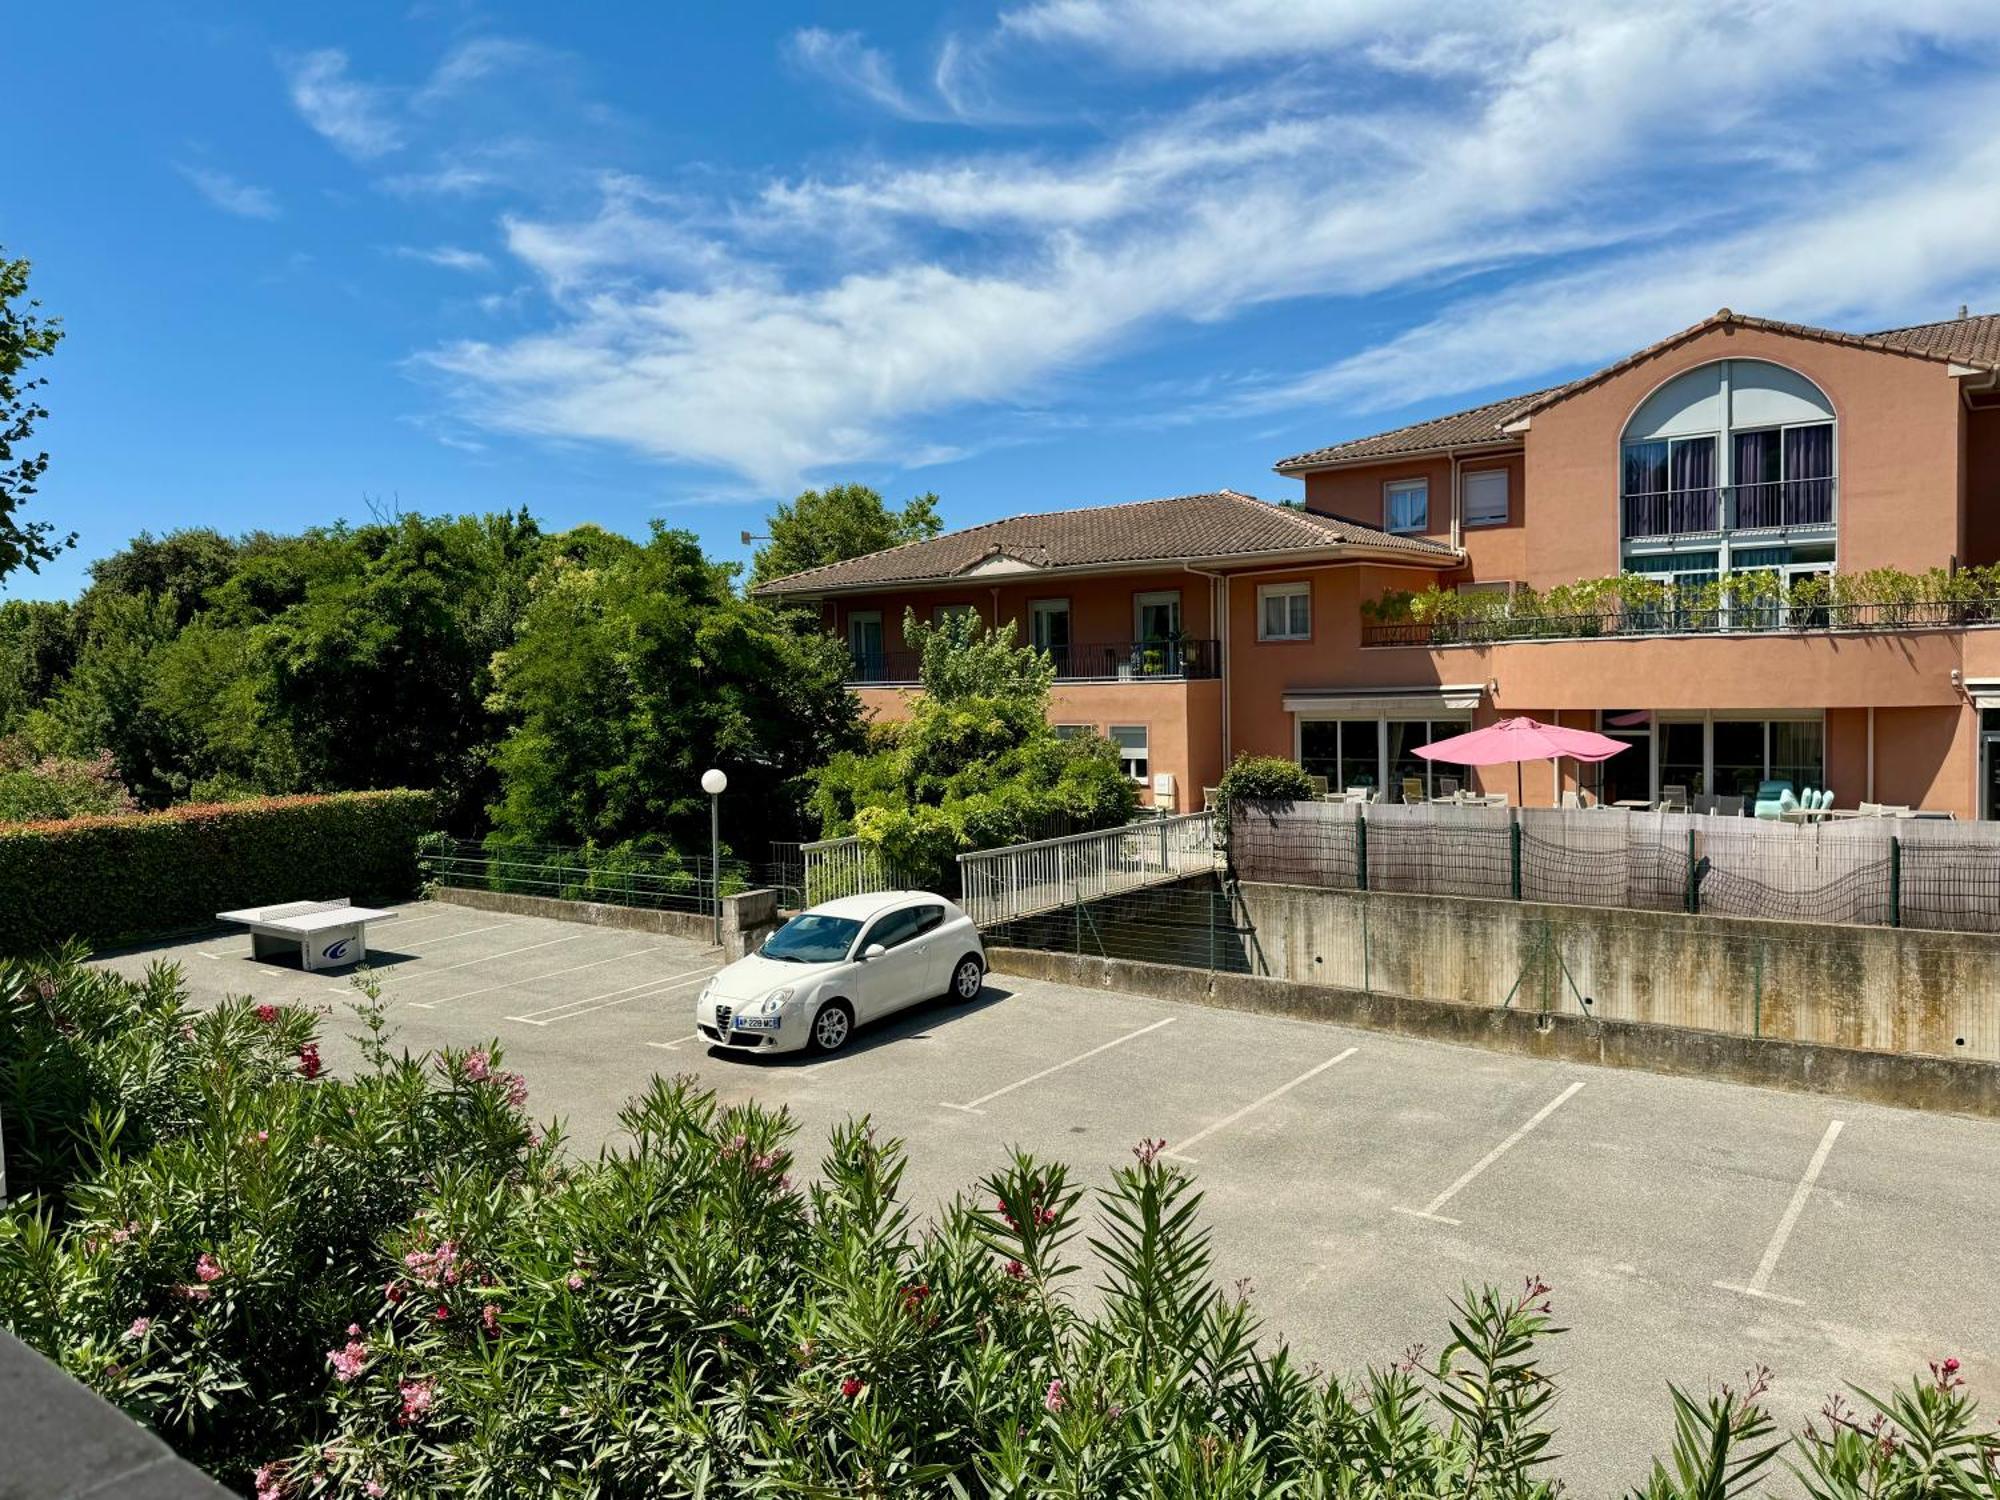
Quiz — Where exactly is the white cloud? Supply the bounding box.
[418,3,2000,491]
[176,164,280,219]
[284,48,403,158]
[784,28,957,122]
[394,244,494,273]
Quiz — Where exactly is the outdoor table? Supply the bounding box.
[1613,799,1654,810]
[216,899,396,971]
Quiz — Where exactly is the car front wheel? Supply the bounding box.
[948,956,984,1001]
[809,1000,854,1054]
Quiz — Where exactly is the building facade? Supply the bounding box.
[756,310,2000,819]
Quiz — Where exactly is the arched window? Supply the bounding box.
[1619,359,1836,584]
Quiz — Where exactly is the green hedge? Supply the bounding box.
[0,790,436,951]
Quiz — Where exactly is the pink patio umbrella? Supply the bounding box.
[1415,716,1631,806]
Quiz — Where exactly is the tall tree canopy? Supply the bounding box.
[488,523,861,853]
[749,483,941,589]
[0,250,73,584]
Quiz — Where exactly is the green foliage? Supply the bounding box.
[0,598,76,732]
[1366,562,2000,641]
[0,739,134,822]
[809,614,1134,888]
[1217,754,1316,810]
[0,789,434,949]
[0,249,73,582]
[750,482,942,590]
[486,523,862,854]
[0,953,537,1489]
[4,963,1996,1496]
[905,607,1056,704]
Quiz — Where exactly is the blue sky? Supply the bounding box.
[12,1,2000,600]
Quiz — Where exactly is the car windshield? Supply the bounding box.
[758,913,863,964]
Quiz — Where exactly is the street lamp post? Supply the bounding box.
[701,768,728,946]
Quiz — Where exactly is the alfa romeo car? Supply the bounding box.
[693,890,986,1055]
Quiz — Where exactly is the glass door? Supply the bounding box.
[1029,599,1071,676]
[1985,724,2000,821]
[846,612,884,681]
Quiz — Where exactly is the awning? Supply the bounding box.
[1283,683,1486,717]
[1966,678,2000,711]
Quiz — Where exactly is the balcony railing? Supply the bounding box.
[847,637,1222,685]
[1622,476,1836,539]
[1361,596,2000,648]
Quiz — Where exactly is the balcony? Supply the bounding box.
[1361,596,2000,648]
[1622,476,1836,541]
[847,638,1222,686]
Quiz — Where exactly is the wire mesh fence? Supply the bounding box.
[983,878,1256,974]
[420,837,799,916]
[1225,801,2000,933]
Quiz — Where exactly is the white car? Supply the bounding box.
[694,891,986,1055]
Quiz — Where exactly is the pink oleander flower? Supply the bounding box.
[126,1317,151,1338]
[110,1220,139,1245]
[397,1378,435,1427]
[1044,1378,1066,1413]
[482,1303,499,1334]
[566,1273,584,1291]
[402,1240,460,1287]
[1133,1137,1166,1167]
[1003,1259,1027,1281]
[254,1004,280,1024]
[384,1279,405,1304]
[253,1461,288,1500]
[298,1043,322,1080]
[327,1339,369,1383]
[499,1071,528,1110]
[179,1284,210,1303]
[433,1305,450,1322]
[840,1377,863,1399]
[365,1481,387,1499]
[194,1253,224,1283]
[462,1048,491,1082]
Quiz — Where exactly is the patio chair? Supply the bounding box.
[1660,784,1690,812]
[1400,777,1426,805]
[1560,791,1583,809]
[1713,794,1745,816]
[1308,774,1330,798]
[1858,800,1883,816]
[1438,776,1460,797]
[1345,785,1376,804]
[1691,793,1717,814]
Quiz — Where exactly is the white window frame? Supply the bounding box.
[1256,582,1311,641]
[931,602,978,627]
[1384,478,1429,534]
[846,610,883,652]
[1110,724,1149,782]
[1132,590,1182,641]
[1028,597,1071,653]
[1051,723,1092,739]
[1463,468,1509,527]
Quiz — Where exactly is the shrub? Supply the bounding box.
[5,955,1998,1497]
[0,738,135,822]
[1217,754,1316,809]
[0,789,435,950]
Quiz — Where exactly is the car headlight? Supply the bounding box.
[755,988,793,1016]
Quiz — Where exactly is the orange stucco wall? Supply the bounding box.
[825,568,1216,657]
[1303,451,1528,586]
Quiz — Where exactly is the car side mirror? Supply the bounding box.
[862,942,887,960]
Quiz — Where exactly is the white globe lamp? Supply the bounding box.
[702,768,728,943]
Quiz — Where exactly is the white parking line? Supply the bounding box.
[386,932,586,985]
[1393,1080,1586,1226]
[1714,1119,1844,1305]
[392,919,517,948]
[646,1033,703,1051]
[1164,1048,1357,1164]
[410,944,674,1009]
[939,1017,1177,1114]
[505,966,717,1026]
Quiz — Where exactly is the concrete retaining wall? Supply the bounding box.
[1233,882,2000,1063]
[435,887,717,945]
[989,946,2000,1117]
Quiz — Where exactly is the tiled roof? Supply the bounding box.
[1277,308,2000,473]
[1272,384,1567,471]
[752,489,1456,596]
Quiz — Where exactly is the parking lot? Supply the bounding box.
[103,897,2000,1491]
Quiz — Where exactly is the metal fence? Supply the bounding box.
[1226,801,2000,933]
[799,835,923,905]
[422,838,798,916]
[957,813,1220,927]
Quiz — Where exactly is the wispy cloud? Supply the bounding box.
[393,244,494,273]
[413,2,2000,491]
[283,48,403,158]
[176,164,280,219]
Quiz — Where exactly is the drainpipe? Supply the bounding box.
[988,586,1001,630]
[1183,562,1231,782]
[1450,452,1466,554]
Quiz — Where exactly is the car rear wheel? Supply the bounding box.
[948,955,984,1001]
[809,1000,854,1054]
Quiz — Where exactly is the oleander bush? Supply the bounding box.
[0,789,434,949]
[4,952,1998,1498]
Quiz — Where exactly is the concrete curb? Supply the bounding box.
[988,946,2000,1117]
[433,887,719,945]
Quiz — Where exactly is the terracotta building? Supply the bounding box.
[755,310,2000,819]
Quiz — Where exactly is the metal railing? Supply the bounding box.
[421,837,789,915]
[1622,476,1836,539]
[957,812,1220,927]
[846,638,1221,686]
[1361,595,2000,648]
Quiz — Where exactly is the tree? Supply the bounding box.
[750,483,941,589]
[0,250,72,584]
[808,612,1135,885]
[488,523,861,852]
